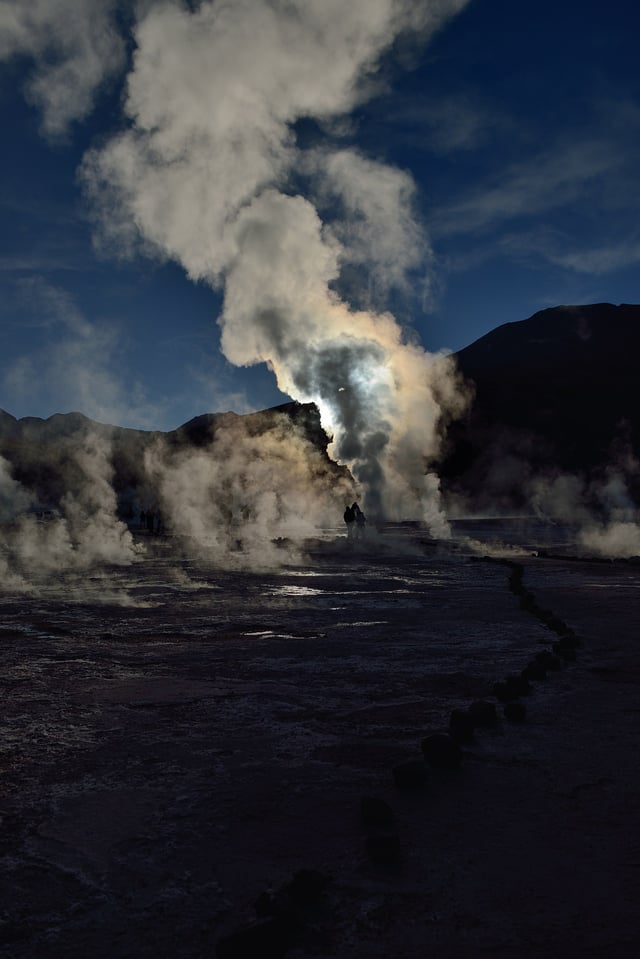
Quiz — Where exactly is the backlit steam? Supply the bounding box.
[82,0,472,531]
[0,436,139,589]
[144,413,355,567]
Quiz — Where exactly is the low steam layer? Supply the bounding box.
[0,409,356,588]
[145,412,355,567]
[444,436,640,560]
[0,435,139,590]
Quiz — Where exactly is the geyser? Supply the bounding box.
[80,0,472,531]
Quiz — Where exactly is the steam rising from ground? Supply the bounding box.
[446,441,640,560]
[0,410,356,588]
[81,0,471,530]
[0,437,139,590]
[145,412,355,567]
[9,1,637,563]
[531,466,640,559]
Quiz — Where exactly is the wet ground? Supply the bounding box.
[1,522,639,957]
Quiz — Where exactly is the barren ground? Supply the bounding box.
[1,523,639,957]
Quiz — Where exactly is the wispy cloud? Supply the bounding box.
[549,241,640,276]
[0,0,125,137]
[429,91,640,244]
[431,137,624,238]
[373,90,509,156]
[495,228,640,277]
[1,277,166,427]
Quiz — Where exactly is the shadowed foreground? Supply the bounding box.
[1,528,639,957]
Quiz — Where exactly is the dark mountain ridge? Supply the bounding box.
[0,401,345,516]
[443,302,640,508]
[1,303,639,515]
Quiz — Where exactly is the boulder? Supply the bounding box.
[449,708,475,744]
[468,700,497,726]
[361,796,395,830]
[420,733,463,769]
[392,759,428,790]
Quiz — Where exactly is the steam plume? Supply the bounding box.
[144,411,355,567]
[81,0,471,530]
[0,0,124,137]
[0,435,139,588]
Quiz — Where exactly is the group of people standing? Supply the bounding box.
[344,501,366,539]
[140,507,163,535]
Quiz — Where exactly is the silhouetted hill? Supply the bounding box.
[3,304,640,517]
[0,401,347,515]
[440,303,640,508]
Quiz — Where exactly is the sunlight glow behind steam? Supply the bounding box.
[81,0,472,528]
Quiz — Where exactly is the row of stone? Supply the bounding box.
[216,558,583,951]
[361,558,582,866]
[216,868,330,958]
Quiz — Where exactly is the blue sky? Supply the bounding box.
[0,0,638,431]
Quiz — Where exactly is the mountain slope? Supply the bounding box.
[0,401,349,515]
[2,304,639,516]
[441,303,640,507]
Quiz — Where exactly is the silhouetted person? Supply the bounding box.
[344,504,355,538]
[354,502,366,538]
[140,508,146,529]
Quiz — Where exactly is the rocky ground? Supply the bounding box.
[1,526,639,957]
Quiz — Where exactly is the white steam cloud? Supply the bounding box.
[80,0,471,530]
[144,411,355,567]
[0,435,140,590]
[6,0,638,567]
[0,0,125,137]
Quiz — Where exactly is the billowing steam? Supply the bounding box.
[0,0,125,137]
[4,0,638,569]
[531,464,640,559]
[0,436,139,590]
[445,439,640,560]
[144,411,355,567]
[80,0,472,530]
[0,409,355,588]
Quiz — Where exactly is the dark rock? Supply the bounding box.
[366,832,402,865]
[216,917,294,958]
[254,869,328,924]
[392,759,428,790]
[361,796,395,830]
[468,700,498,726]
[504,701,527,722]
[521,661,547,681]
[449,708,475,743]
[254,890,282,919]
[536,608,568,632]
[535,650,562,670]
[558,632,580,648]
[420,733,463,769]
[493,681,517,703]
[283,869,329,909]
[553,640,577,661]
[519,592,537,612]
[506,673,531,696]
